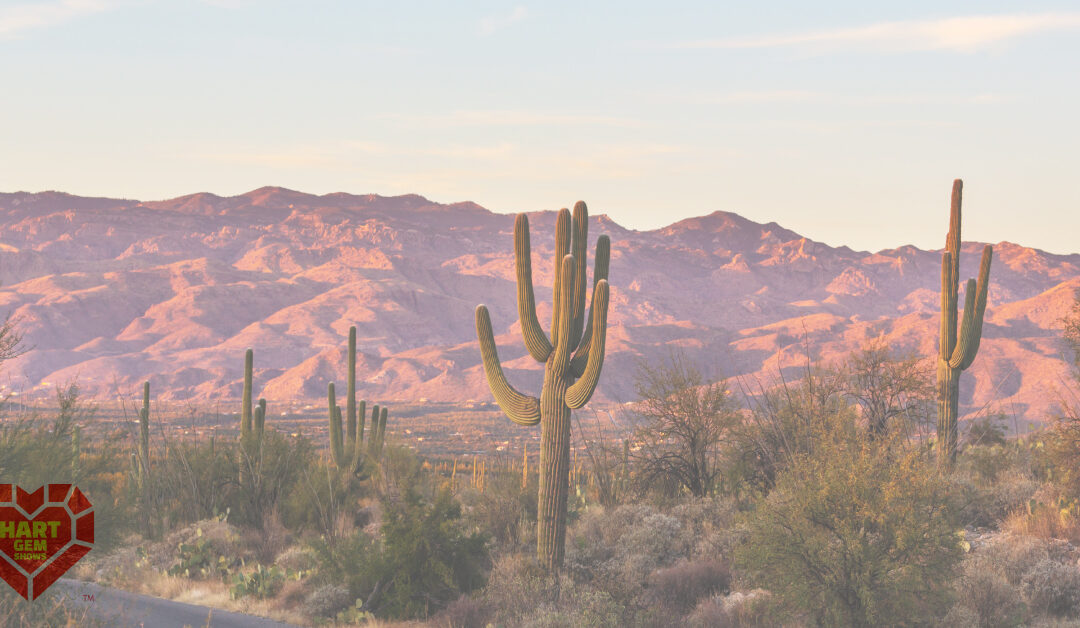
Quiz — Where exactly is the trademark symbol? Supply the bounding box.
[82,593,94,602]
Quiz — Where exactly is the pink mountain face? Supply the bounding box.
[1,189,1077,424]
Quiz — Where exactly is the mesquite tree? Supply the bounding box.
[937,180,992,465]
[475,201,610,570]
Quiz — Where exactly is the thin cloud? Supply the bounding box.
[673,13,1080,53]
[379,110,642,128]
[479,6,528,36]
[706,90,824,104]
[687,90,1008,106]
[0,0,119,38]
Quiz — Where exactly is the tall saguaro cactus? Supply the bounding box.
[138,381,150,478]
[241,348,254,437]
[937,180,993,465]
[475,201,611,570]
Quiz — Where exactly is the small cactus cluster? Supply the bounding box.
[240,348,268,444]
[238,348,269,484]
[326,326,389,474]
[936,180,993,465]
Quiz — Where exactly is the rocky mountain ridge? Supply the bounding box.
[1,188,1078,426]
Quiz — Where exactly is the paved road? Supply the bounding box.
[52,578,300,628]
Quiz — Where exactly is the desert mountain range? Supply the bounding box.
[1,188,1078,426]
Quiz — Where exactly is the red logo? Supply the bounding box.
[0,484,94,600]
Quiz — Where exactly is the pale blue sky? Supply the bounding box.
[1,1,1078,253]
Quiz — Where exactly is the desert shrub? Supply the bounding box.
[275,579,307,610]
[951,555,1028,627]
[669,496,740,558]
[967,416,1010,448]
[1002,489,1080,544]
[157,436,236,527]
[733,365,853,495]
[481,553,560,626]
[939,605,982,628]
[564,504,690,602]
[301,584,353,618]
[955,474,1040,529]
[979,534,1052,586]
[460,469,536,549]
[376,485,490,618]
[434,594,493,628]
[643,558,732,614]
[521,586,625,628]
[282,457,368,541]
[735,410,963,627]
[685,589,772,628]
[312,481,489,620]
[1021,559,1080,617]
[617,512,683,583]
[627,351,741,499]
[231,429,314,531]
[962,441,1028,484]
[274,544,318,574]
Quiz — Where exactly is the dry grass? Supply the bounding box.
[1002,486,1080,544]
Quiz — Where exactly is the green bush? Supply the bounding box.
[376,485,490,618]
[735,411,963,626]
[312,477,489,620]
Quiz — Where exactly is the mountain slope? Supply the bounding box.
[1,188,1078,424]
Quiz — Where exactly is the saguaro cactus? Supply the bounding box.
[475,201,611,570]
[138,381,150,477]
[327,382,367,474]
[366,404,386,458]
[937,180,993,465]
[241,348,254,437]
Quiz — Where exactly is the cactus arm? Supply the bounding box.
[139,381,150,473]
[569,202,589,347]
[949,279,978,369]
[367,405,381,455]
[552,255,577,366]
[947,179,962,281]
[514,215,554,362]
[357,399,366,444]
[254,405,265,440]
[954,245,993,370]
[571,235,610,377]
[566,280,609,409]
[476,304,541,426]
[328,383,345,466]
[347,326,357,446]
[378,407,388,451]
[255,398,266,436]
[241,348,253,436]
[939,251,956,360]
[349,415,364,474]
[550,209,572,347]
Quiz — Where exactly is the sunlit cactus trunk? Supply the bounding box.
[936,180,992,465]
[138,381,150,479]
[241,348,254,437]
[475,201,611,570]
